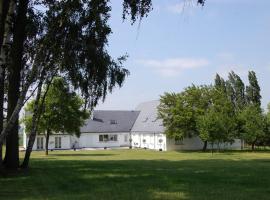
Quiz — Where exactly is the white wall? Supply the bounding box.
[78,132,130,148]
[23,132,27,149]
[25,134,71,150]
[131,132,167,151]
[166,136,204,151]
[167,136,242,151]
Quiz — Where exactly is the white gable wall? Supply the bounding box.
[131,132,167,151]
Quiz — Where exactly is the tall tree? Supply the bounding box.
[238,105,265,150]
[228,71,246,110]
[246,71,261,106]
[214,73,226,94]
[4,0,29,169]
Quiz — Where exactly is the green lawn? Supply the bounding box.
[1,149,270,200]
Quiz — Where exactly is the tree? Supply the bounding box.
[238,105,265,150]
[227,71,246,110]
[246,71,261,106]
[197,88,236,151]
[158,85,212,151]
[22,77,89,156]
[214,73,226,94]
[159,83,238,151]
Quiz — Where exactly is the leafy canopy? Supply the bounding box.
[23,77,89,137]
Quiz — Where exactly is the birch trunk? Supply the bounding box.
[21,77,44,168]
[0,0,14,166]
[0,59,39,146]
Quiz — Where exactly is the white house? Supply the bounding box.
[23,100,241,151]
[23,110,140,150]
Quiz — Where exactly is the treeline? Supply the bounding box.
[158,71,270,151]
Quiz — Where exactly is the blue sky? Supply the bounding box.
[96,0,270,110]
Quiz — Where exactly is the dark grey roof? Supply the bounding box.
[131,100,164,133]
[80,110,140,133]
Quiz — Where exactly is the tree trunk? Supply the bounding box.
[45,130,50,156]
[21,77,44,168]
[251,143,255,151]
[4,0,28,169]
[202,141,207,151]
[0,0,13,167]
[0,55,39,144]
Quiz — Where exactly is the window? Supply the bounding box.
[175,138,184,145]
[37,137,44,150]
[99,135,104,142]
[55,137,62,148]
[110,120,117,124]
[99,134,117,142]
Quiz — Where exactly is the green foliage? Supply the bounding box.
[197,89,236,144]
[122,0,205,24]
[40,0,130,109]
[214,73,226,94]
[238,105,265,146]
[246,71,261,106]
[23,77,89,137]
[227,71,246,110]
[159,85,213,141]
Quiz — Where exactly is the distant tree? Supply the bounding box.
[262,103,270,147]
[228,71,246,110]
[246,71,261,106]
[197,89,236,151]
[238,105,265,150]
[22,77,89,155]
[214,73,226,94]
[158,85,212,151]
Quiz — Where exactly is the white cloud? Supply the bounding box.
[216,52,234,61]
[166,1,200,15]
[167,2,186,14]
[137,58,209,77]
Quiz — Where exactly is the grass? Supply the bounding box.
[0,149,270,200]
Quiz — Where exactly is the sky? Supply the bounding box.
[95,0,270,111]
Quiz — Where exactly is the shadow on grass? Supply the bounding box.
[49,153,117,157]
[173,149,270,154]
[1,157,270,200]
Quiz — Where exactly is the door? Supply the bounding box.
[55,137,62,149]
